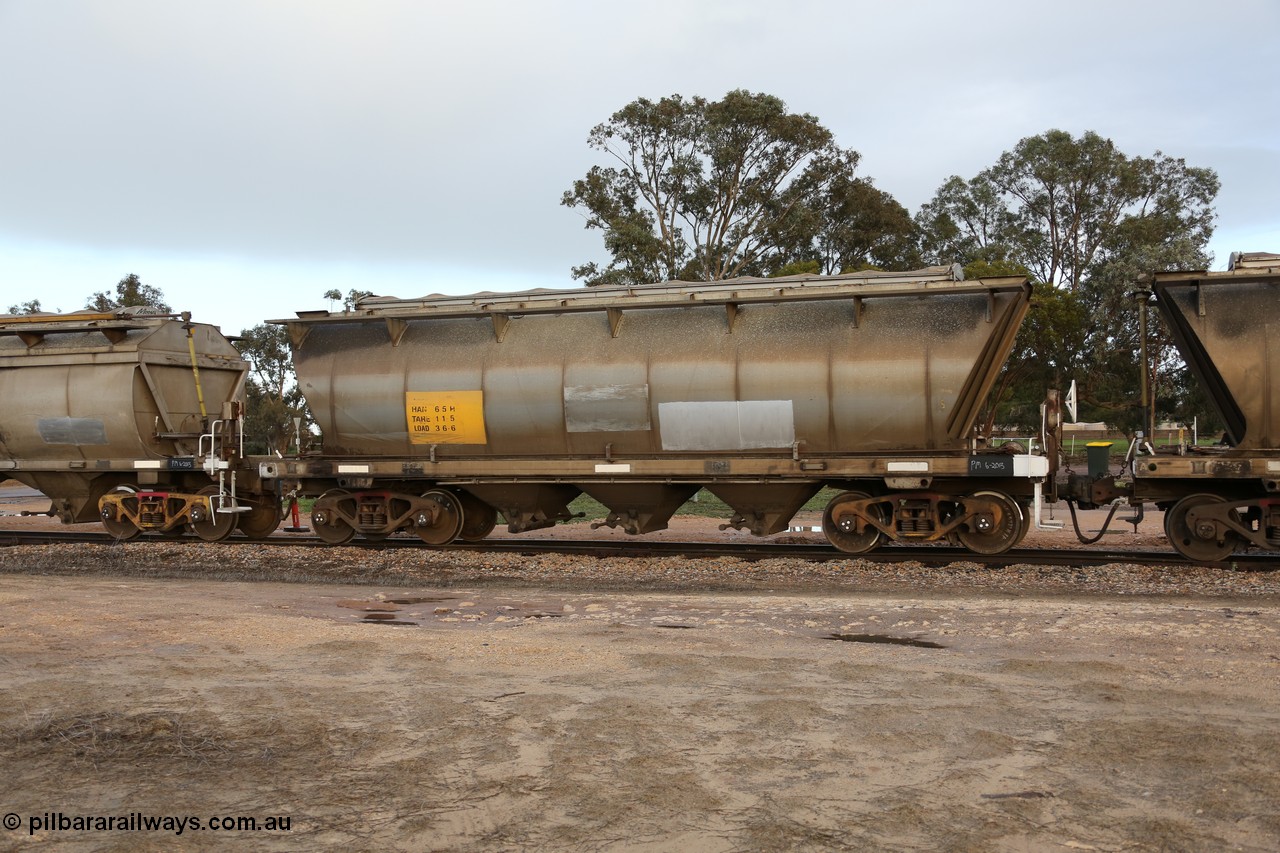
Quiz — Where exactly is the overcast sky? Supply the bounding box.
[2,0,1277,333]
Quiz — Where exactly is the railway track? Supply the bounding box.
[3,528,1277,571]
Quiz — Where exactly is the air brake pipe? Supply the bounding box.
[1066,500,1123,545]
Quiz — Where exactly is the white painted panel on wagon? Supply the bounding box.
[658,400,795,451]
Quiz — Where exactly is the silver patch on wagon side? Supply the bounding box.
[659,400,795,451]
[564,383,652,433]
[38,417,108,446]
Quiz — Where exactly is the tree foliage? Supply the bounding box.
[86,273,171,313]
[563,90,917,286]
[5,299,44,314]
[918,130,1218,291]
[920,130,1219,433]
[236,323,311,456]
[779,160,921,274]
[323,288,376,311]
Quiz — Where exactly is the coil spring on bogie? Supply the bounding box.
[358,509,387,527]
[896,503,934,535]
[135,498,166,527]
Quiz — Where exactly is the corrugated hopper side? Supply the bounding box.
[278,267,1030,460]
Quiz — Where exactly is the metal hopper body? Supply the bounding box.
[268,267,1050,554]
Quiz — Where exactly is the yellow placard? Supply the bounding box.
[406,391,487,445]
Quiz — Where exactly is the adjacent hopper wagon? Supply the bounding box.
[0,308,275,540]
[1131,252,1280,559]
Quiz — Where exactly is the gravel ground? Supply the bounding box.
[2,535,1279,600]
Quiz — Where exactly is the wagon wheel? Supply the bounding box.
[954,490,1022,556]
[191,485,238,542]
[311,490,356,545]
[415,489,464,546]
[822,491,885,555]
[100,486,142,541]
[457,494,498,542]
[1013,501,1032,547]
[1164,493,1242,562]
[238,496,282,540]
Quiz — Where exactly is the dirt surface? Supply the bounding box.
[3,479,1280,850]
[2,574,1279,852]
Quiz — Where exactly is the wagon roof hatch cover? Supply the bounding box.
[271,265,1029,326]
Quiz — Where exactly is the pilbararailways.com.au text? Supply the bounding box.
[6,811,291,836]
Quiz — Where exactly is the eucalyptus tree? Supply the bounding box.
[918,130,1218,292]
[5,299,43,314]
[322,288,376,311]
[86,273,171,312]
[236,323,311,456]
[918,130,1219,430]
[563,90,916,285]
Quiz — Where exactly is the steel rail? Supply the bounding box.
[2,528,1277,571]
